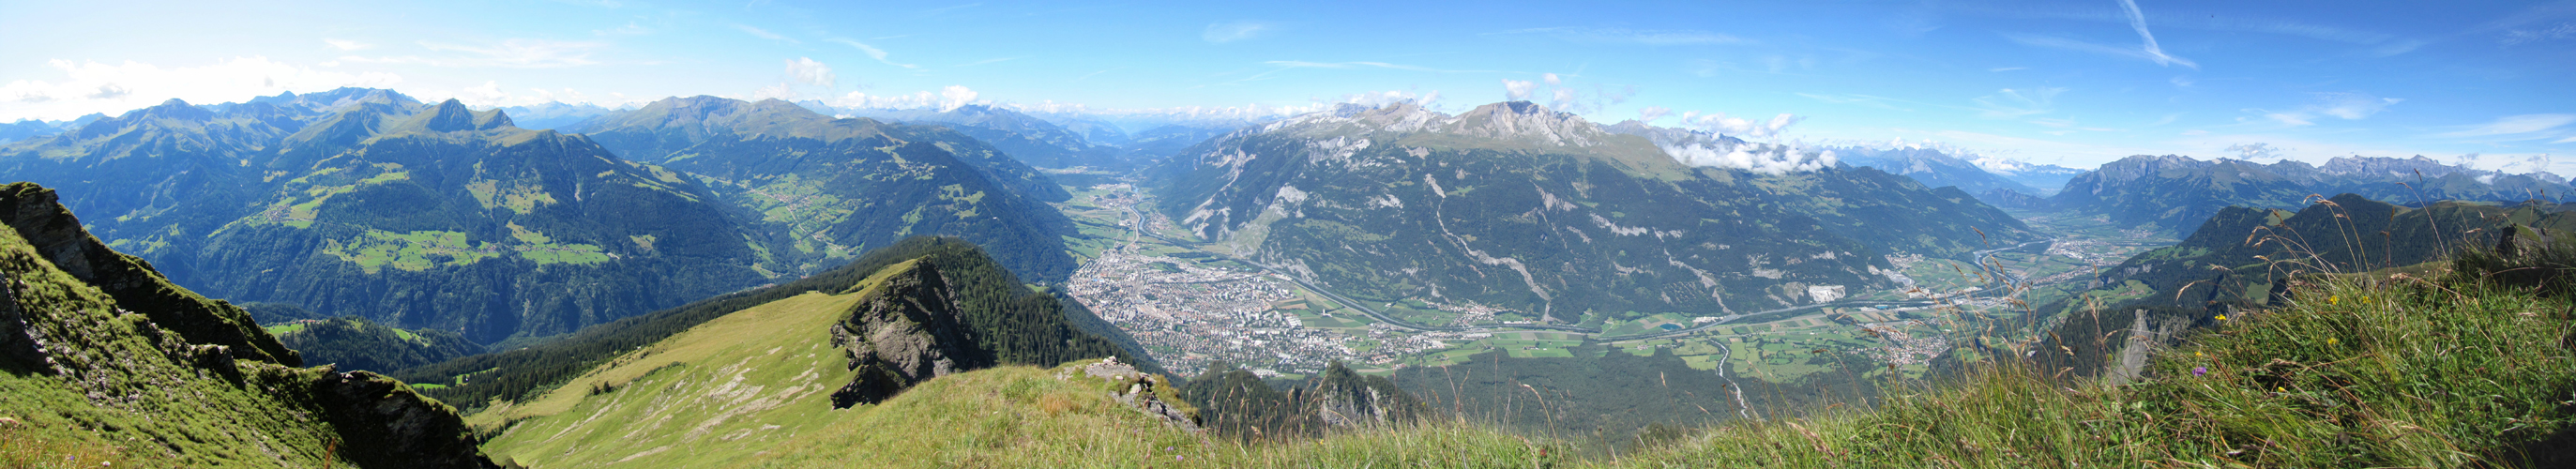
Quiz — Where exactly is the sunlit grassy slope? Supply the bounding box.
[474,268,885,466]
[479,228,2573,468]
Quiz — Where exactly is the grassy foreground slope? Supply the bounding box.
[567,235,2576,468]
[0,182,494,468]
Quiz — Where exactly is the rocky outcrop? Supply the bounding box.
[0,271,48,371]
[307,367,500,469]
[827,262,993,407]
[1071,356,1202,431]
[0,183,299,366]
[1297,361,1425,430]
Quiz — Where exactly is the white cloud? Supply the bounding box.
[751,83,796,101]
[939,84,978,112]
[1637,106,1672,123]
[833,90,939,109]
[1487,27,1750,46]
[1550,88,1575,111]
[1674,111,1802,140]
[2554,136,2576,144]
[2225,143,2282,159]
[785,57,835,87]
[1971,87,2063,119]
[1542,73,1561,86]
[460,81,508,103]
[2436,113,2576,138]
[1203,21,1274,43]
[1331,89,1441,109]
[2250,92,2402,128]
[828,38,917,68]
[343,39,607,68]
[2319,93,2401,119]
[1660,141,1836,174]
[1502,79,1536,100]
[324,38,371,51]
[0,56,402,121]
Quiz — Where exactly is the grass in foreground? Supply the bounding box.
[1614,270,2575,467]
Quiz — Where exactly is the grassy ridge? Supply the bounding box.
[1618,271,2575,467]
[401,235,1155,411]
[395,236,989,408]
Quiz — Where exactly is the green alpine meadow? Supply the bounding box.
[6,1,2574,467]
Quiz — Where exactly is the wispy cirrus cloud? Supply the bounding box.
[1486,26,1750,46]
[735,24,798,44]
[2251,92,2402,127]
[2114,0,2189,68]
[827,38,917,69]
[1204,21,1275,43]
[2435,113,2576,139]
[1971,87,2064,119]
[2002,33,2197,68]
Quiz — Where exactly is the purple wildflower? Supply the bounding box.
[2191,366,2207,377]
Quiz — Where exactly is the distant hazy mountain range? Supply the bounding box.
[2048,154,2571,234]
[796,102,1259,172]
[0,88,1083,345]
[1835,146,2087,197]
[1153,100,2035,321]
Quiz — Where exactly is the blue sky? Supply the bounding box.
[4,0,2572,172]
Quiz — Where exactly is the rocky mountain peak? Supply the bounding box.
[121,98,216,124]
[1449,100,1604,147]
[411,98,513,132]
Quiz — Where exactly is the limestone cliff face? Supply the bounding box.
[828,261,994,407]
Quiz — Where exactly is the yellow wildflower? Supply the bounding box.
[2327,338,2338,345]
[2329,295,2339,305]
[2216,314,2229,321]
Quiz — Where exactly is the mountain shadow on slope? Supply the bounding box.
[275,316,482,374]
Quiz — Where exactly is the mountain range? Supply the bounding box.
[1835,145,2086,197]
[2047,154,2572,234]
[0,89,1087,345]
[1154,101,2035,321]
